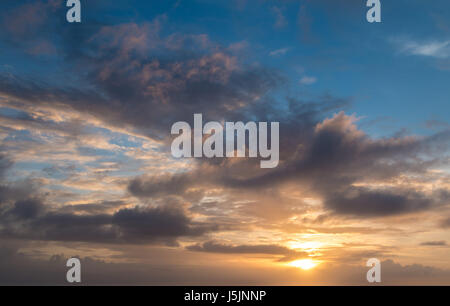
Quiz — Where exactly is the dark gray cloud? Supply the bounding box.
[323,187,434,217]
[9,198,45,219]
[128,110,450,218]
[128,174,192,198]
[380,259,450,285]
[0,154,12,179]
[0,199,218,245]
[0,157,40,208]
[112,205,216,243]
[420,241,447,246]
[441,217,450,228]
[187,241,309,262]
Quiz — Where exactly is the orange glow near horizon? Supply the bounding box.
[288,259,319,270]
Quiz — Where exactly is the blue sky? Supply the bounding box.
[2,0,449,136]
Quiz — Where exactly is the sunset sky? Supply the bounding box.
[0,0,449,285]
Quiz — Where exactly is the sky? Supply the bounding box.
[0,0,449,285]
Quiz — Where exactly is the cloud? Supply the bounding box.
[0,1,449,286]
[441,217,450,228]
[299,76,317,85]
[187,241,308,262]
[297,3,316,44]
[2,247,449,285]
[323,187,435,217]
[420,241,447,246]
[112,204,213,242]
[0,156,41,208]
[271,6,287,29]
[375,259,450,285]
[128,174,193,198]
[0,198,218,245]
[269,47,290,56]
[0,154,12,179]
[426,119,449,129]
[9,198,45,220]
[126,108,450,219]
[0,0,62,55]
[395,38,450,59]
[0,20,280,139]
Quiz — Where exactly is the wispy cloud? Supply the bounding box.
[271,6,287,29]
[299,76,317,85]
[269,47,290,56]
[395,38,450,58]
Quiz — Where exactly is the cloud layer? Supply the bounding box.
[0,0,449,285]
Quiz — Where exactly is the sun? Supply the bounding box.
[288,259,318,270]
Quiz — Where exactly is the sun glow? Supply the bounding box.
[288,241,323,251]
[288,259,318,270]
